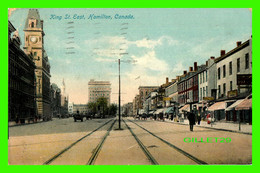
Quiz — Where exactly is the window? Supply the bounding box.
[200,88,202,100]
[245,53,249,69]
[200,74,202,84]
[230,81,232,91]
[203,87,205,98]
[229,61,232,75]
[218,68,221,80]
[223,83,226,96]
[206,71,208,82]
[206,86,208,97]
[203,72,205,83]
[218,85,221,97]
[34,52,37,56]
[237,58,240,72]
[223,65,226,78]
[31,22,34,28]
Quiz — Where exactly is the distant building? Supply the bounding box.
[23,9,51,121]
[8,20,36,124]
[73,104,88,114]
[60,79,68,116]
[68,102,73,115]
[138,86,159,109]
[50,83,61,118]
[88,79,111,104]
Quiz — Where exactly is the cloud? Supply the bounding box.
[8,8,20,17]
[132,51,169,72]
[171,61,186,75]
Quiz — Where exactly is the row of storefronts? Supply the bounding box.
[131,38,252,124]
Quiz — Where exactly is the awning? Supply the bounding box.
[208,101,226,111]
[153,108,164,114]
[165,107,174,114]
[149,110,155,114]
[225,99,244,111]
[235,98,252,110]
[179,104,190,112]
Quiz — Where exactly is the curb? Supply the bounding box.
[8,120,48,127]
[163,120,252,135]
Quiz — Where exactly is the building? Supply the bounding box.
[165,79,179,106]
[209,40,252,122]
[122,102,133,117]
[50,83,61,118]
[133,94,140,115]
[178,62,199,105]
[88,79,111,104]
[68,102,73,115]
[138,86,159,109]
[23,9,51,121]
[60,79,69,116]
[215,40,252,99]
[8,20,36,124]
[73,104,88,114]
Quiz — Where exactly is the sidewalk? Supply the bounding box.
[164,119,252,134]
[8,119,45,127]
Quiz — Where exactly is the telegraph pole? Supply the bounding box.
[118,59,121,129]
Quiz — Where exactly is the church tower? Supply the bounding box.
[23,9,51,121]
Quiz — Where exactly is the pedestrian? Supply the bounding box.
[188,111,195,131]
[197,115,201,125]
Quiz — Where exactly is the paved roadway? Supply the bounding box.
[8,117,252,165]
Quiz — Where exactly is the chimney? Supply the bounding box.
[236,41,242,47]
[183,71,187,75]
[210,56,215,60]
[189,67,193,72]
[166,77,169,84]
[194,62,198,71]
[206,61,208,67]
[176,76,180,81]
[220,50,226,56]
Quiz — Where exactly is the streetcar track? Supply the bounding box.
[127,119,208,165]
[43,118,115,165]
[86,119,116,165]
[122,119,159,165]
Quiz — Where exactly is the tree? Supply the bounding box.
[96,97,108,118]
[87,102,97,115]
[108,104,117,117]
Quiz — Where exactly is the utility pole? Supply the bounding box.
[118,59,121,129]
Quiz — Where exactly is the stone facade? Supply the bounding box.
[23,9,51,121]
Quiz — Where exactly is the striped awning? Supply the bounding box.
[208,102,226,111]
[235,98,252,110]
[179,104,190,112]
[225,99,244,111]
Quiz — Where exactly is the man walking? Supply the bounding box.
[188,111,195,131]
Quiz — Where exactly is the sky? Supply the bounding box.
[8,8,252,104]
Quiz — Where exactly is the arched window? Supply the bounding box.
[31,22,34,28]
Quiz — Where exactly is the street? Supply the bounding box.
[8,117,252,165]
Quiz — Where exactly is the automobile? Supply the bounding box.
[73,113,83,122]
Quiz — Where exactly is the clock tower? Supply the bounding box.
[24,9,51,121]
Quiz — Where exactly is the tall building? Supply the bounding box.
[88,79,111,104]
[23,9,51,121]
[8,20,36,124]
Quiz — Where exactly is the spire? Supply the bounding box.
[24,9,42,30]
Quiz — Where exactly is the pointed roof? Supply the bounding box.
[24,9,42,30]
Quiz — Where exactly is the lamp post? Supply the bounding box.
[118,59,121,129]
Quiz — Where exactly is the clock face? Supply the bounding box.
[30,36,38,43]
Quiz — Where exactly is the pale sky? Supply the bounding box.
[9,8,252,104]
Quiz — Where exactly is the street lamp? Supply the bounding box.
[118,59,122,129]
